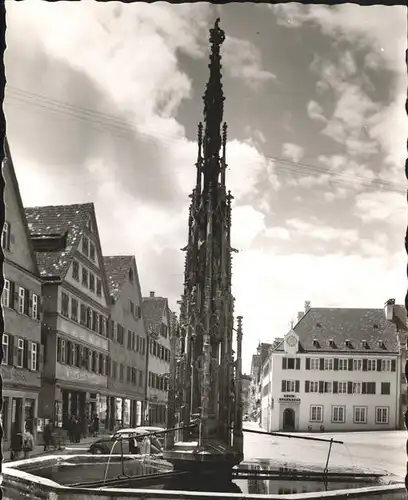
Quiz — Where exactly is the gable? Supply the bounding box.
[2,140,39,275]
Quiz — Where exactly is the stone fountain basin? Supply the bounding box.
[1,454,406,500]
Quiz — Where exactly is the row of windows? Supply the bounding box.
[72,260,102,297]
[148,371,169,391]
[309,405,389,425]
[61,291,108,336]
[56,336,144,386]
[150,339,170,363]
[112,321,146,354]
[282,356,396,372]
[282,379,391,395]
[3,280,40,320]
[2,334,39,371]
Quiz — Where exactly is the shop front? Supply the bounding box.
[2,389,39,448]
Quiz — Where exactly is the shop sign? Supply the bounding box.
[279,394,301,403]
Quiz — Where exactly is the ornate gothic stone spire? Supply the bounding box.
[202,18,226,190]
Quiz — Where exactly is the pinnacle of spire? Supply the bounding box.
[201,18,226,189]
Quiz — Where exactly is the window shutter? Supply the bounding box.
[9,281,16,309]
[24,289,29,315]
[362,359,367,371]
[319,358,324,370]
[333,381,338,394]
[348,359,353,371]
[57,337,62,363]
[377,359,382,372]
[391,359,396,372]
[347,381,352,394]
[28,291,33,317]
[362,382,367,395]
[370,382,376,394]
[282,357,287,370]
[281,380,286,392]
[295,380,300,392]
[333,358,339,371]
[38,343,43,371]
[138,306,142,319]
[8,334,14,365]
[305,357,310,370]
[305,381,310,393]
[23,339,29,368]
[295,358,300,370]
[318,381,324,393]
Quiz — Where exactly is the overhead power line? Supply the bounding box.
[5,85,407,197]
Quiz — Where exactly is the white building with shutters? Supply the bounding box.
[260,304,403,432]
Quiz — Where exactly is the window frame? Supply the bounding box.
[367,359,376,371]
[2,333,9,365]
[32,293,38,319]
[332,405,346,423]
[2,279,10,308]
[375,406,389,424]
[324,358,333,371]
[381,359,391,372]
[72,260,80,281]
[353,406,367,424]
[2,221,10,251]
[353,359,363,371]
[16,337,24,368]
[18,286,25,314]
[30,341,37,371]
[310,405,323,423]
[338,358,348,371]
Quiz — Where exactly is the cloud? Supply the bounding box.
[271,3,407,177]
[286,218,359,245]
[354,191,406,225]
[282,143,304,163]
[222,36,276,89]
[307,100,327,122]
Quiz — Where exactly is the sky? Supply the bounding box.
[4,2,408,372]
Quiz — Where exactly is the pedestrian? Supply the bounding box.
[43,419,54,452]
[22,424,35,459]
[74,417,81,443]
[10,429,23,461]
[68,415,75,443]
[93,415,99,437]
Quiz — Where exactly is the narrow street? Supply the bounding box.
[243,422,406,479]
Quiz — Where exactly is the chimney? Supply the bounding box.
[384,298,395,321]
[304,301,311,313]
[150,291,155,298]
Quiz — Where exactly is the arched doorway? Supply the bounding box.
[282,408,295,431]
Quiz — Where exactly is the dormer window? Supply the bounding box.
[373,324,379,329]
[361,340,369,349]
[312,338,320,348]
[328,339,336,348]
[345,339,352,348]
[316,322,322,328]
[377,340,386,350]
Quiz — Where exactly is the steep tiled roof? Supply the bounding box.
[103,256,133,298]
[25,203,93,279]
[275,308,399,354]
[142,296,168,334]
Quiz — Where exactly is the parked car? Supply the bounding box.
[88,426,165,455]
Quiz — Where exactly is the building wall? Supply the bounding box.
[267,352,400,432]
[1,156,43,446]
[107,262,147,428]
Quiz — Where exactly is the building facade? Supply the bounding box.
[1,140,43,446]
[241,374,251,418]
[103,255,148,430]
[262,307,401,432]
[142,291,172,427]
[25,203,111,437]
